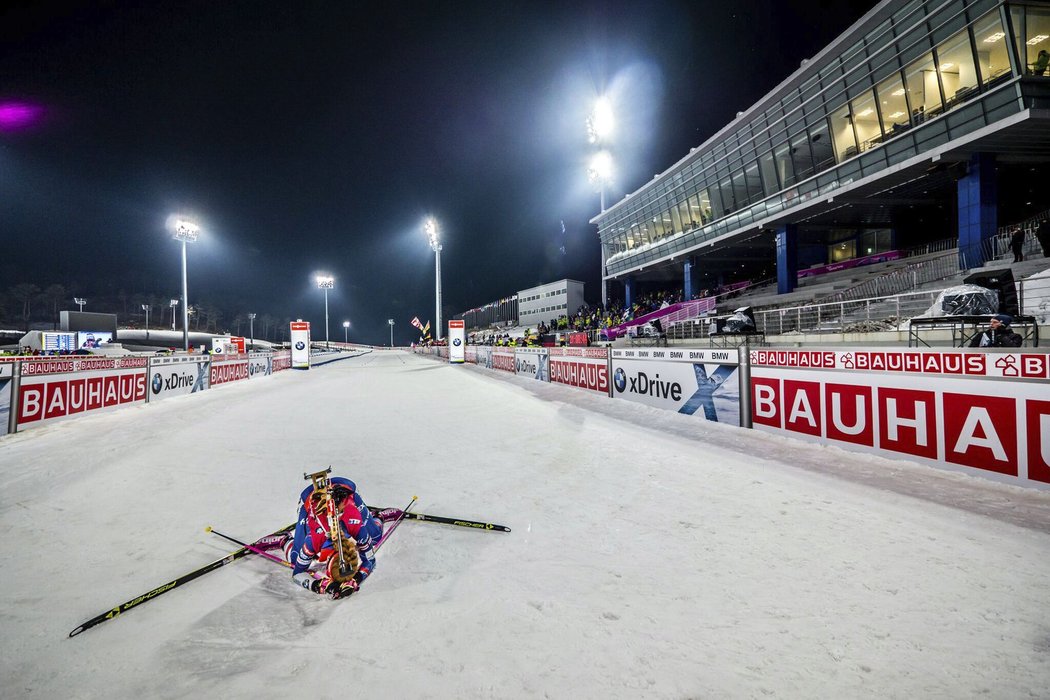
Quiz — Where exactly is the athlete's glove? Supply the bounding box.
[329,578,359,600]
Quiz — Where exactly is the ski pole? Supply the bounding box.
[69,524,294,637]
[375,495,418,552]
[205,527,292,569]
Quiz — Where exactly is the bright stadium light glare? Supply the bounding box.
[588,150,614,183]
[588,96,614,143]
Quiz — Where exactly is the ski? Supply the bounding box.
[371,506,510,533]
[69,523,294,638]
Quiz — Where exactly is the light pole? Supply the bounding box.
[141,303,150,339]
[169,299,179,331]
[425,218,443,341]
[73,297,86,312]
[588,97,614,308]
[388,318,394,347]
[173,219,200,351]
[316,275,334,349]
[343,320,350,344]
[248,313,256,351]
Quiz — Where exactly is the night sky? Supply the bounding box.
[2,0,875,345]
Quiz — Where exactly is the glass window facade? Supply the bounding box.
[598,0,1042,277]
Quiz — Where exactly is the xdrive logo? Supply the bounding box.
[153,371,194,394]
[613,368,627,393]
[619,370,682,401]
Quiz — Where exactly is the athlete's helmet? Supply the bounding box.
[309,484,353,518]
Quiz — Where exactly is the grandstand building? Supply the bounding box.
[594,0,1050,307]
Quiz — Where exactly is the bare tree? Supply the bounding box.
[10,284,40,331]
[42,284,66,330]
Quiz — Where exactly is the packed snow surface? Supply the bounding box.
[2,350,1048,698]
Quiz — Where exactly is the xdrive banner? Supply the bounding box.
[147,355,210,401]
[749,348,1050,488]
[514,347,549,382]
[247,354,272,379]
[610,348,741,424]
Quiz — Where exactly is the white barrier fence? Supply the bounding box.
[415,344,1050,490]
[2,350,293,436]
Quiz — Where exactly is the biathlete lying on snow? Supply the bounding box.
[260,476,402,599]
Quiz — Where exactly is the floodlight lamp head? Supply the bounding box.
[425,218,440,250]
[591,97,614,141]
[173,219,200,243]
[343,320,350,328]
[316,275,335,289]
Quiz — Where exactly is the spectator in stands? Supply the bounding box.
[1033,49,1049,76]
[969,314,1023,348]
[1010,228,1026,263]
[1036,220,1050,258]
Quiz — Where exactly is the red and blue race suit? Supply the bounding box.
[288,477,383,583]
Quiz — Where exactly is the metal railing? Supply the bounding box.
[665,274,1048,341]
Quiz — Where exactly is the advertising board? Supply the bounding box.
[548,346,609,396]
[290,321,311,369]
[492,348,516,373]
[514,347,549,381]
[247,354,272,379]
[448,320,465,364]
[474,346,493,369]
[272,350,292,372]
[610,348,741,424]
[209,354,250,386]
[16,356,149,430]
[147,355,210,401]
[749,348,1050,487]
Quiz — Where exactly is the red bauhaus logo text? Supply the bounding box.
[18,373,147,425]
[752,377,1048,482]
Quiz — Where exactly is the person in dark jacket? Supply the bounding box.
[969,314,1023,348]
[1010,229,1025,263]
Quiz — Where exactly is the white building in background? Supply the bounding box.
[516,279,585,328]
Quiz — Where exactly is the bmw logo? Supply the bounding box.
[453,338,461,346]
[613,367,627,393]
[295,341,305,350]
[151,373,163,394]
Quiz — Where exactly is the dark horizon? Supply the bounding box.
[1,0,877,345]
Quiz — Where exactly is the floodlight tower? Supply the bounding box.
[73,297,86,312]
[169,299,179,331]
[587,97,615,308]
[425,218,443,341]
[388,318,395,347]
[141,304,150,339]
[316,275,334,349]
[248,313,256,350]
[343,320,350,344]
[172,219,200,351]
